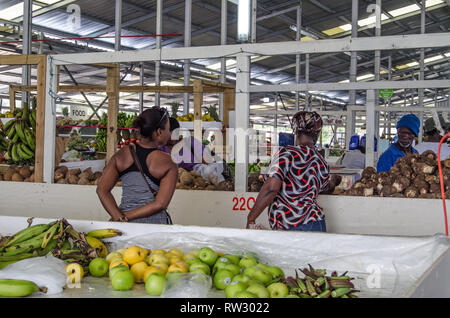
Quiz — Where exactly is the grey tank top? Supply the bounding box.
[119,171,159,213]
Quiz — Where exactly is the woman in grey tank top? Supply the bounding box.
[97,107,178,224]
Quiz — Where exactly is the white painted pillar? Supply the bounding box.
[43,57,57,183]
[235,54,251,193]
[366,90,376,167]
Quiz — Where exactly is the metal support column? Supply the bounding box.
[366,90,376,167]
[295,2,302,111]
[374,0,382,145]
[219,0,227,122]
[251,0,257,43]
[346,0,358,149]
[139,62,144,113]
[22,0,32,107]
[418,0,426,143]
[235,54,251,193]
[183,0,192,114]
[155,0,162,107]
[115,0,122,51]
[305,54,310,110]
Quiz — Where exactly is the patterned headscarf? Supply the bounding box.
[291,111,323,136]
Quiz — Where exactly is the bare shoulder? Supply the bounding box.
[151,150,177,169]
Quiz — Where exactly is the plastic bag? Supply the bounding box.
[193,163,225,185]
[162,272,213,298]
[0,256,68,295]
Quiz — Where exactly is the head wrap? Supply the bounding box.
[396,114,420,137]
[291,111,323,136]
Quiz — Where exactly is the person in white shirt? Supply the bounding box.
[414,117,450,160]
[341,145,366,169]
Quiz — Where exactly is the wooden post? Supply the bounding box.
[34,57,46,183]
[106,64,119,162]
[9,86,15,112]
[193,80,203,144]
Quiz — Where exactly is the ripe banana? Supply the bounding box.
[4,223,52,248]
[0,279,47,297]
[87,228,123,239]
[85,236,108,258]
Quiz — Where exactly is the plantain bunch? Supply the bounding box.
[282,264,359,298]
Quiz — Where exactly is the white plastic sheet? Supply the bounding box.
[0,256,68,295]
[111,231,450,298]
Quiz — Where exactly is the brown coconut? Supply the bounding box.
[19,166,31,179]
[3,170,14,181]
[67,175,79,184]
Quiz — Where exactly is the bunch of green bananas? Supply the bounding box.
[0,128,8,152]
[95,129,107,152]
[2,100,36,164]
[0,218,123,271]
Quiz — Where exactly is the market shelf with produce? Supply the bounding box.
[0,216,449,298]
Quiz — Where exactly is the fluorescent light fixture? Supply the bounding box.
[357,73,374,81]
[237,0,251,42]
[0,3,40,20]
[262,97,270,103]
[424,55,444,63]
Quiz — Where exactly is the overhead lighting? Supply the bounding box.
[237,0,251,42]
[0,3,40,20]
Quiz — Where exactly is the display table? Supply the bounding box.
[0,215,449,298]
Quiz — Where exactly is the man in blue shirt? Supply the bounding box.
[376,114,420,173]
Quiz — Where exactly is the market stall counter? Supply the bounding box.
[0,216,449,298]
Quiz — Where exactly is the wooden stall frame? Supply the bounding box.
[9,65,235,181]
[0,54,46,183]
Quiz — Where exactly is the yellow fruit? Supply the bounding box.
[151,249,167,255]
[183,253,197,262]
[142,248,151,258]
[109,255,123,265]
[123,246,146,265]
[152,263,168,274]
[66,263,84,284]
[106,252,122,264]
[173,260,189,270]
[168,263,188,274]
[143,266,166,282]
[130,261,149,283]
[188,249,200,258]
[168,248,184,258]
[147,253,169,266]
[110,259,128,270]
[86,236,108,258]
[116,248,126,255]
[168,255,182,265]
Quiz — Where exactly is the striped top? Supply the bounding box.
[266,145,330,230]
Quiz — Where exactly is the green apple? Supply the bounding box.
[267,282,289,298]
[89,258,109,277]
[225,281,248,298]
[190,268,210,276]
[189,261,211,275]
[212,260,228,275]
[239,257,257,269]
[185,257,202,266]
[198,247,218,266]
[231,274,253,284]
[145,273,166,296]
[246,282,269,298]
[165,271,184,281]
[234,291,258,298]
[224,264,241,276]
[111,269,134,291]
[257,264,285,279]
[251,269,272,285]
[223,254,241,265]
[109,265,129,279]
[213,269,234,290]
[243,266,259,277]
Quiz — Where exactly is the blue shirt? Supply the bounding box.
[376,143,418,173]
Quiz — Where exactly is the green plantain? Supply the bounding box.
[0,279,47,297]
[4,223,52,248]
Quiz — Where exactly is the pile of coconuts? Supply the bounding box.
[176,168,234,191]
[343,150,450,199]
[53,166,105,185]
[0,165,34,182]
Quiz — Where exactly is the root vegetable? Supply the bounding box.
[421,150,437,161]
[54,170,65,181]
[413,162,435,175]
[68,175,79,184]
[78,177,90,185]
[429,183,441,193]
[444,158,450,169]
[180,172,194,186]
[68,168,81,176]
[19,166,31,179]
[392,176,410,193]
[56,179,66,184]
[361,167,376,179]
[380,185,394,197]
[418,193,435,199]
[3,170,13,181]
[424,175,438,185]
[11,173,23,182]
[390,193,405,198]
[404,186,419,198]
[363,187,374,197]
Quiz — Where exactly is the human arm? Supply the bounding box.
[246,177,282,229]
[122,153,178,221]
[320,174,342,194]
[96,155,125,222]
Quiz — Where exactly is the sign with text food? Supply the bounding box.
[70,105,91,120]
